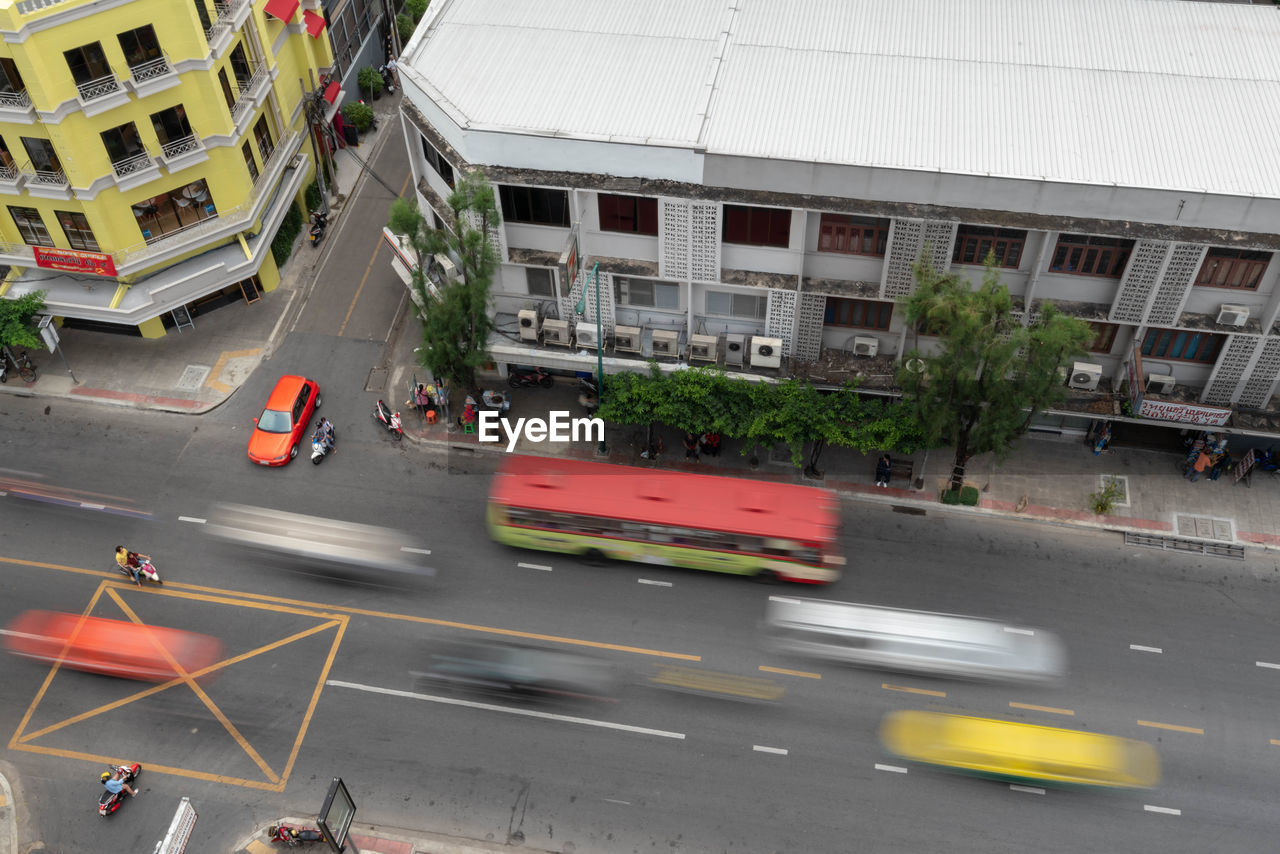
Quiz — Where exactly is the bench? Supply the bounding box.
[889,458,915,485]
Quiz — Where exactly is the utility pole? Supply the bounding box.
[301,73,332,213]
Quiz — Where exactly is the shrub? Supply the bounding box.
[941,489,961,505]
[959,486,980,506]
[1089,480,1125,515]
[357,65,384,99]
[305,180,322,213]
[406,0,429,22]
[397,13,414,43]
[342,101,374,133]
[271,202,304,267]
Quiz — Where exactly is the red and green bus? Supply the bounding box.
[487,456,843,583]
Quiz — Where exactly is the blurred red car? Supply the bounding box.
[248,375,321,466]
[4,610,224,682]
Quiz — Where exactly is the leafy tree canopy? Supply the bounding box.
[0,290,47,351]
[387,172,499,394]
[898,256,1093,489]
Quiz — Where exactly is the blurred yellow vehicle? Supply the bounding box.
[880,710,1160,789]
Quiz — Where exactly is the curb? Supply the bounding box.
[0,768,19,854]
[233,819,560,854]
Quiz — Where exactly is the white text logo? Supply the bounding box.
[477,410,604,452]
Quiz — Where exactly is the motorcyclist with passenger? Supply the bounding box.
[113,546,149,586]
[100,767,137,798]
[314,417,335,452]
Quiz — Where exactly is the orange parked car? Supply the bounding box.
[248,375,321,466]
[3,610,224,682]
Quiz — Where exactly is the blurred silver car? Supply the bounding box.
[205,502,435,582]
[764,596,1065,683]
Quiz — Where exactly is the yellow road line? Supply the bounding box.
[0,557,701,659]
[108,588,283,784]
[337,172,413,337]
[882,683,946,698]
[758,665,821,679]
[206,347,263,394]
[1137,720,1204,734]
[5,744,287,791]
[1009,702,1075,716]
[278,615,348,786]
[17,617,343,743]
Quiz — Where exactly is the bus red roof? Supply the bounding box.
[491,456,840,544]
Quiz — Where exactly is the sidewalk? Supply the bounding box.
[232,817,559,854]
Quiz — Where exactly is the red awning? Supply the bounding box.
[263,0,299,22]
[303,9,325,37]
[322,80,341,105]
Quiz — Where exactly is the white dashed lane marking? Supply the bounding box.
[1130,644,1163,653]
[518,562,552,571]
[638,579,672,587]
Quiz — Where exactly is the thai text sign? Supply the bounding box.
[1138,399,1230,426]
[32,246,117,277]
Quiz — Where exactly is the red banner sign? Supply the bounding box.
[32,246,117,277]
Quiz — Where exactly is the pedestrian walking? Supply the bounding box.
[1184,448,1211,482]
[874,454,892,488]
[683,432,699,461]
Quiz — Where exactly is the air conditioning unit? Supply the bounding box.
[576,322,599,350]
[751,336,783,369]
[613,325,642,353]
[1217,304,1250,327]
[688,333,718,363]
[517,309,540,342]
[852,336,879,357]
[432,253,459,282]
[1067,361,1103,391]
[651,329,679,357]
[724,333,746,367]
[1146,373,1176,395]
[542,318,570,346]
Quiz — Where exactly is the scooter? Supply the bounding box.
[311,419,335,465]
[378,63,396,94]
[113,555,162,585]
[508,366,554,389]
[268,824,327,846]
[98,763,141,817]
[308,211,329,248]
[374,399,403,441]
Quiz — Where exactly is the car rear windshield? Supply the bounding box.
[257,409,292,433]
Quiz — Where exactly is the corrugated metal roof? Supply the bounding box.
[410,0,1280,196]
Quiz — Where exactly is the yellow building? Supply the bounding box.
[0,0,336,337]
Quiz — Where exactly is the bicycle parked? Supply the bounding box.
[0,346,36,383]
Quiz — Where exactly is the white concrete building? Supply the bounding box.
[394,0,1280,436]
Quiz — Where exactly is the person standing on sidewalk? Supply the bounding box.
[1185,448,1212,482]
[683,432,699,461]
[875,454,892,488]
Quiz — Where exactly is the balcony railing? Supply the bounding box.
[111,151,155,178]
[24,165,68,187]
[112,130,300,270]
[229,62,269,123]
[205,0,245,49]
[129,54,173,84]
[0,89,32,109]
[76,73,121,103]
[0,162,19,182]
[160,134,203,160]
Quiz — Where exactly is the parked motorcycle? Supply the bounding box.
[378,63,396,94]
[268,824,327,846]
[308,210,329,248]
[311,418,335,464]
[98,763,141,817]
[508,366,554,389]
[374,399,403,441]
[112,555,162,585]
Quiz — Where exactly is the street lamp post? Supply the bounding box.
[575,262,607,455]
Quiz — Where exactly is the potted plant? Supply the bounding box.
[358,66,384,101]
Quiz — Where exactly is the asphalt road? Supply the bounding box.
[3,376,1280,853]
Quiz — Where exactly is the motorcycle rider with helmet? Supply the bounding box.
[100,767,137,799]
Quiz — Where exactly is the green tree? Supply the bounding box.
[387,171,499,395]
[899,256,1093,492]
[0,290,47,350]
